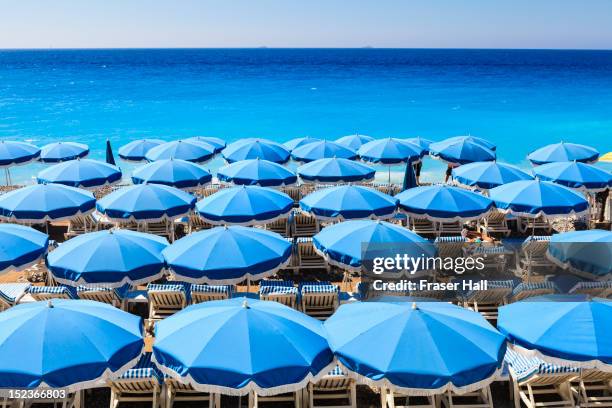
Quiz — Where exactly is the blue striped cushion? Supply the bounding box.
[511,282,555,298]
[523,235,551,244]
[435,236,467,244]
[570,281,612,293]
[504,348,579,382]
[326,365,346,377]
[0,283,31,304]
[300,282,339,294]
[28,285,78,299]
[118,353,164,383]
[191,284,233,296]
[471,245,508,255]
[260,286,298,296]
[147,283,188,293]
[259,280,294,288]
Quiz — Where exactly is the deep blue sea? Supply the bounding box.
[0,48,611,182]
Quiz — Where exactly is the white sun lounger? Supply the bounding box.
[516,236,553,278]
[461,279,516,322]
[571,369,612,408]
[409,216,439,237]
[292,212,320,237]
[299,282,339,320]
[439,386,494,408]
[28,285,78,301]
[76,285,127,309]
[190,284,234,304]
[511,282,556,302]
[308,366,357,408]
[518,216,552,235]
[296,237,329,271]
[480,211,510,237]
[108,352,163,408]
[0,282,31,311]
[380,387,436,408]
[165,379,219,408]
[147,283,189,322]
[258,280,298,308]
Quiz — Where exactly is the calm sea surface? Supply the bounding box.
[0,48,611,182]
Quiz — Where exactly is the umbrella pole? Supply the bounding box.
[388,165,391,185]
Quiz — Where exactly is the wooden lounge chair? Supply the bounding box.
[571,369,612,408]
[296,237,329,271]
[380,387,436,408]
[76,285,126,308]
[292,212,319,237]
[308,366,357,408]
[258,280,298,308]
[0,282,30,311]
[438,220,463,236]
[516,236,553,278]
[281,186,301,206]
[480,211,511,237]
[461,279,516,322]
[108,352,163,408]
[188,213,214,233]
[147,283,189,322]
[264,214,292,238]
[191,284,234,304]
[518,216,552,235]
[117,220,139,232]
[165,379,219,408]
[65,214,97,239]
[28,285,78,301]
[144,220,174,241]
[511,282,556,302]
[569,281,612,298]
[439,386,494,408]
[435,236,468,259]
[299,282,339,320]
[247,390,301,408]
[409,216,439,237]
[505,348,578,408]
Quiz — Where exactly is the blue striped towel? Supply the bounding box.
[470,245,508,255]
[570,281,612,293]
[191,284,234,297]
[0,283,31,305]
[504,348,579,382]
[300,282,339,294]
[147,283,189,293]
[260,286,298,296]
[118,353,164,383]
[435,236,467,244]
[259,280,294,288]
[523,235,551,244]
[28,285,78,299]
[511,281,556,298]
[76,285,129,300]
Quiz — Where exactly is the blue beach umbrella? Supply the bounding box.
[312,220,435,272]
[96,184,196,222]
[395,185,493,221]
[325,301,506,394]
[222,138,290,164]
[196,186,293,226]
[37,159,122,189]
[404,137,434,154]
[0,141,40,167]
[284,136,321,151]
[498,295,612,368]
[118,139,165,162]
[145,139,216,163]
[291,140,357,163]
[533,161,612,192]
[47,229,168,287]
[0,184,95,223]
[358,138,423,165]
[443,135,496,151]
[335,134,375,151]
[132,159,212,190]
[0,224,48,275]
[429,137,495,165]
[39,142,89,163]
[163,226,292,284]
[153,298,334,395]
[217,159,297,187]
[489,180,589,218]
[186,136,226,153]
[528,142,600,166]
[297,158,375,183]
[452,161,533,190]
[300,185,397,221]
[547,230,612,278]
[0,300,144,391]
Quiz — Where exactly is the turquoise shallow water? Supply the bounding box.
[0,48,611,183]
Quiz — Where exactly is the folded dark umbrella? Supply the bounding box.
[402,160,417,191]
[105,139,116,166]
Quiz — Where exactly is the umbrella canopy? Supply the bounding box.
[443,136,496,151]
[131,159,212,190]
[300,185,397,221]
[533,161,612,192]
[39,142,89,163]
[47,229,168,287]
[498,295,612,370]
[335,134,375,151]
[0,300,144,391]
[324,300,505,394]
[96,184,196,222]
[0,224,48,275]
[145,139,216,163]
[291,140,357,163]
[547,230,612,278]
[196,186,293,226]
[37,159,122,189]
[217,159,297,187]
[312,220,435,272]
[0,184,95,223]
[186,136,226,152]
[153,298,334,396]
[222,138,290,164]
[358,138,423,164]
[163,226,292,284]
[118,139,165,162]
[489,180,589,218]
[429,137,495,165]
[404,137,435,154]
[528,142,600,165]
[283,137,321,151]
[395,185,493,222]
[452,161,533,190]
[297,158,375,183]
[0,141,40,167]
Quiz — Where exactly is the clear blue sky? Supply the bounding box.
[1,0,612,49]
